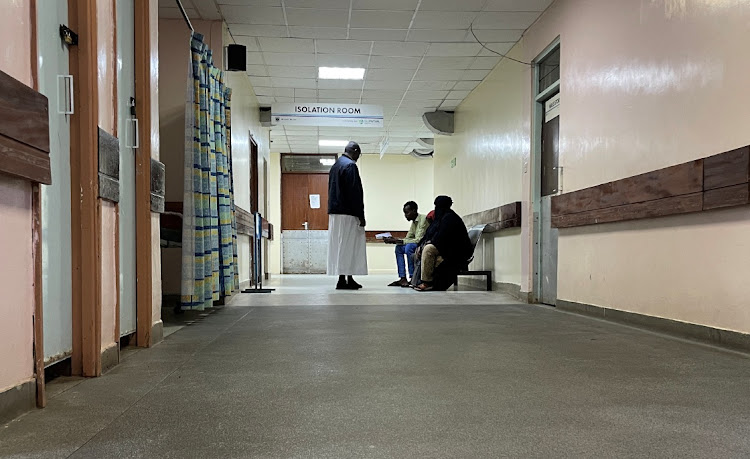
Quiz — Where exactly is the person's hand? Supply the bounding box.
[383,236,396,244]
[359,217,366,227]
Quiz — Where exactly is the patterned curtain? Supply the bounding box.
[181,33,239,310]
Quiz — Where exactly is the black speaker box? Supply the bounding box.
[226,44,246,72]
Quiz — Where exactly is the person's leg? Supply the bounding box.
[390,244,408,284]
[420,244,440,284]
[404,243,418,279]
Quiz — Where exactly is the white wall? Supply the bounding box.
[268,153,435,275]
[436,0,750,333]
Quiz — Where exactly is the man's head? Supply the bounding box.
[344,141,362,161]
[403,201,418,221]
[434,195,453,210]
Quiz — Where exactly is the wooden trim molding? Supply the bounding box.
[236,206,254,236]
[69,0,103,377]
[134,0,156,347]
[0,69,51,184]
[551,146,750,228]
[365,230,408,243]
[462,202,522,233]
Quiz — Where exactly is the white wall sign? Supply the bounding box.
[309,194,321,209]
[545,93,560,121]
[271,103,384,127]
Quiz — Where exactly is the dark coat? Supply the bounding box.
[327,155,364,218]
[426,209,472,268]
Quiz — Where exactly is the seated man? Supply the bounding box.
[385,201,430,287]
[415,195,472,292]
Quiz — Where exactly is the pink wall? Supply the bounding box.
[0,0,35,391]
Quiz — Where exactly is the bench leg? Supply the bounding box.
[454,276,459,291]
[486,274,492,291]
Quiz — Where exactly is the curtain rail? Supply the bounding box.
[175,0,194,32]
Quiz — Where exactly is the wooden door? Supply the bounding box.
[281,173,329,231]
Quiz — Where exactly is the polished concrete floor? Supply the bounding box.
[2,275,750,458]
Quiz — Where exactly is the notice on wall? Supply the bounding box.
[545,93,560,122]
[271,103,384,128]
[309,194,321,209]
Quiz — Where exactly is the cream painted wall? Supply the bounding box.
[100,202,117,351]
[148,0,163,324]
[0,0,35,392]
[268,153,435,275]
[436,0,750,333]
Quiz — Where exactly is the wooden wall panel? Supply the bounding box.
[463,201,522,233]
[551,145,750,228]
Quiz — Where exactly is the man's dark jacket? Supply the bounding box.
[327,155,364,218]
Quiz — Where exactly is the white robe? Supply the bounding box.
[327,214,368,276]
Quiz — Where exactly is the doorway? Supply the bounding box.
[118,0,137,338]
[533,41,560,306]
[280,154,334,274]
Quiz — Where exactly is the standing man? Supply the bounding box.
[385,201,430,287]
[327,141,368,290]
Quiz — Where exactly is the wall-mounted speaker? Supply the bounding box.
[226,44,246,72]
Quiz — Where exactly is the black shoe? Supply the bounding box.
[348,280,363,290]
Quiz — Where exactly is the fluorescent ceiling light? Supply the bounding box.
[318,67,365,80]
[319,158,336,166]
[319,140,349,147]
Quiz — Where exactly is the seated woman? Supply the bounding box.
[415,196,472,292]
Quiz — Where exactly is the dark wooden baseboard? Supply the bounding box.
[0,380,36,425]
[557,300,750,353]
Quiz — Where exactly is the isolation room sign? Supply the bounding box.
[271,103,384,127]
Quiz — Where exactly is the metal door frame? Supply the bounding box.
[531,37,561,304]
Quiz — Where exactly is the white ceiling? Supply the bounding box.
[159,0,554,154]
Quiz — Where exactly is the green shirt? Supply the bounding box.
[403,213,430,244]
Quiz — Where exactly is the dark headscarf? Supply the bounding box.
[345,141,361,155]
[433,195,453,221]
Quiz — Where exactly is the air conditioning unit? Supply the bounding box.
[422,110,454,136]
[409,148,434,159]
[260,107,271,127]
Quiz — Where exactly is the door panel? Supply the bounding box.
[281,174,309,231]
[539,92,560,305]
[118,0,137,336]
[38,0,73,364]
[307,174,329,230]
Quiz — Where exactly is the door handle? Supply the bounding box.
[57,75,74,115]
[302,222,309,230]
[128,118,139,149]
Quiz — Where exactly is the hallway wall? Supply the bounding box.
[436,0,750,333]
[0,0,35,392]
[268,153,435,275]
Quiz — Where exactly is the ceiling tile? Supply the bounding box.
[468,29,524,42]
[470,56,501,70]
[477,43,514,57]
[361,90,405,100]
[472,11,541,29]
[258,37,315,53]
[220,6,285,24]
[193,0,222,19]
[246,64,268,76]
[369,56,421,69]
[407,29,468,42]
[372,41,429,57]
[232,36,261,52]
[420,57,474,70]
[349,29,409,41]
[272,78,318,89]
[246,52,266,65]
[293,89,319,98]
[228,24,288,37]
[159,7,198,19]
[367,68,416,80]
[318,89,363,99]
[452,80,480,91]
[253,86,275,96]
[462,69,492,80]
[352,0,419,9]
[419,0,484,11]
[285,8,350,27]
[316,40,373,55]
[256,96,275,104]
[350,11,414,29]
[411,12,476,29]
[251,77,273,87]
[263,52,317,66]
[218,0,281,5]
[426,43,481,57]
[317,54,370,67]
[403,90,449,100]
[447,90,471,99]
[288,27,349,39]
[284,0,350,8]
[414,69,464,81]
[483,0,553,11]
[317,79,364,90]
[272,88,295,97]
[363,80,411,90]
[266,66,318,78]
[274,97,296,102]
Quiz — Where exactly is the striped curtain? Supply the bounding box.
[181,33,239,310]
